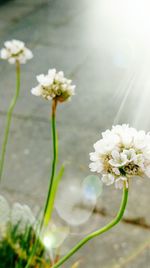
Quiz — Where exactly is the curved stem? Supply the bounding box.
[53,186,128,268]
[0,61,20,182]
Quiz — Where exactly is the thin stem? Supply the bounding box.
[25,99,58,268]
[53,186,128,268]
[43,99,58,226]
[0,61,20,182]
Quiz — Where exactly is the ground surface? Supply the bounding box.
[0,0,150,267]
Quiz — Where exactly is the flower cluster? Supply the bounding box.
[0,195,35,235]
[0,39,33,64]
[89,124,150,189]
[31,68,75,102]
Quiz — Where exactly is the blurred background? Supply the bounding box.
[0,0,150,267]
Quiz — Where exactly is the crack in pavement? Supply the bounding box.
[77,204,150,230]
[1,185,150,230]
[92,207,150,230]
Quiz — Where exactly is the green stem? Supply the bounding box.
[53,186,128,268]
[24,100,58,268]
[0,61,20,182]
[43,99,58,226]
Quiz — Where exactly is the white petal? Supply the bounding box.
[109,151,128,167]
[31,85,42,96]
[120,152,128,163]
[89,152,99,161]
[12,39,25,49]
[68,85,76,95]
[134,131,146,149]
[111,150,120,160]
[123,149,136,162]
[102,129,112,138]
[89,161,103,173]
[109,159,120,167]
[24,48,33,60]
[37,74,53,87]
[4,41,13,49]
[36,74,45,84]
[0,48,9,59]
[55,71,65,82]
[48,68,56,77]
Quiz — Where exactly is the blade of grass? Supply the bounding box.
[44,164,65,225]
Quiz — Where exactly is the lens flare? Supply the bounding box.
[55,180,96,226]
[41,222,69,250]
[82,175,103,200]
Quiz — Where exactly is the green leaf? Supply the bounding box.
[44,164,65,225]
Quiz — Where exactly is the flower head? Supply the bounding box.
[89,124,150,189]
[31,68,75,102]
[0,39,33,64]
[0,195,35,235]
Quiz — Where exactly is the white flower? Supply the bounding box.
[0,39,33,64]
[11,203,35,233]
[0,195,35,236]
[31,68,75,102]
[89,124,150,189]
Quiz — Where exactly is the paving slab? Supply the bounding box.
[63,221,150,268]
[0,0,150,267]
